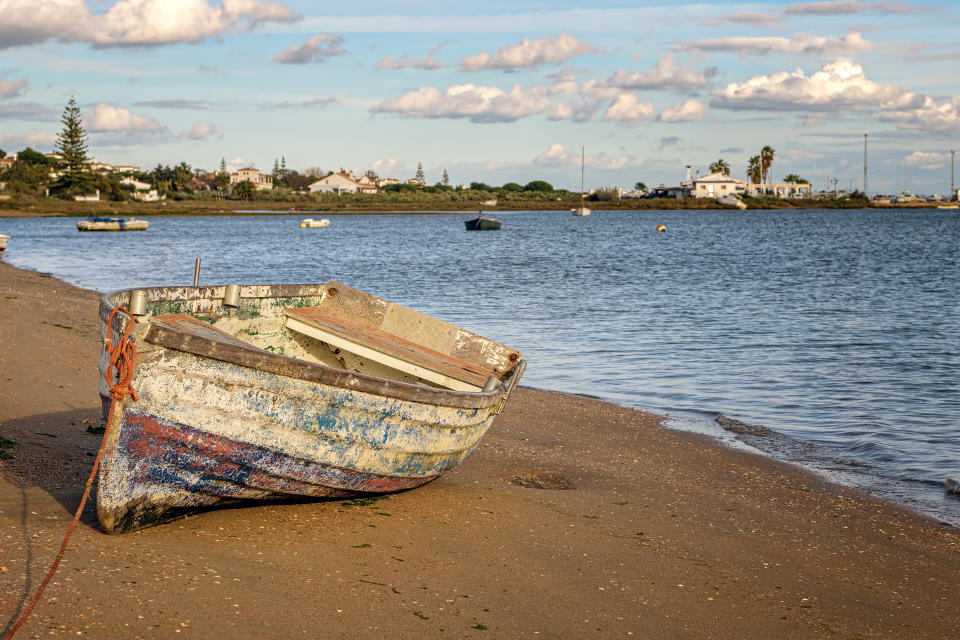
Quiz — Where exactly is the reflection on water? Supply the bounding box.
[2,208,958,525]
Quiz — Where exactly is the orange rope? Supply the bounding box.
[5,306,138,640]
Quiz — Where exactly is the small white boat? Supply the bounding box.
[300,218,331,228]
[572,146,591,217]
[0,233,9,252]
[717,194,747,210]
[571,207,591,217]
[481,199,498,207]
[77,217,149,232]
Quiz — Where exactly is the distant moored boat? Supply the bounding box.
[300,218,331,228]
[77,217,149,232]
[0,233,9,253]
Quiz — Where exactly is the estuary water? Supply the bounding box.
[2,208,958,525]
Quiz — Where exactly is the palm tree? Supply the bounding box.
[760,146,775,185]
[709,159,730,176]
[747,156,762,184]
[783,174,808,184]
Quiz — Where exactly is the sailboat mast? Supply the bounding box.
[580,146,585,196]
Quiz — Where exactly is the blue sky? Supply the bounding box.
[1,0,958,194]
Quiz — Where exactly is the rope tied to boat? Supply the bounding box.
[104,304,139,402]
[5,305,138,639]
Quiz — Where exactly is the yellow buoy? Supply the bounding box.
[656,224,667,232]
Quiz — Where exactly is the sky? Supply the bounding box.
[1,0,958,195]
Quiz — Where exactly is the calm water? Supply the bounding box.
[2,209,958,525]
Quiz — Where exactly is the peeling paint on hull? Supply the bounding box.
[95,282,524,533]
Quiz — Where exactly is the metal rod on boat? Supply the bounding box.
[193,258,201,287]
[482,376,500,392]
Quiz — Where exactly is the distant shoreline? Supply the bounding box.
[0,196,948,218]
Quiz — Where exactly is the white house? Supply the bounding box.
[692,172,748,198]
[120,177,163,202]
[309,172,378,195]
[230,167,273,191]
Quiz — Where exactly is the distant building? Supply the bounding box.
[692,172,748,198]
[230,167,273,191]
[90,161,139,173]
[376,177,400,187]
[309,171,378,195]
[120,177,163,202]
[744,182,812,198]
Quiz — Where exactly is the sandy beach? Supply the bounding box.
[1,261,958,639]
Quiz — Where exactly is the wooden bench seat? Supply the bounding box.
[284,306,493,392]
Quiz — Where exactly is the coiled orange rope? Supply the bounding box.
[5,305,138,639]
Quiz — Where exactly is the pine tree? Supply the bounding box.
[219,158,227,174]
[415,162,425,185]
[280,156,287,178]
[442,169,449,186]
[55,96,92,193]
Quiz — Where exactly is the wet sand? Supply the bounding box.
[1,261,958,639]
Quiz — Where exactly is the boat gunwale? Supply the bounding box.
[100,286,523,411]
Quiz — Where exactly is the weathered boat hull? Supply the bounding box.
[571,207,591,217]
[96,283,523,533]
[78,218,149,232]
[464,217,502,230]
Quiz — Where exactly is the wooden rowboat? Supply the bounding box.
[96,281,524,533]
[78,217,149,232]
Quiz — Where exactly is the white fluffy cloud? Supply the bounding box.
[275,33,347,64]
[0,77,28,99]
[0,131,57,149]
[711,60,915,112]
[460,33,593,71]
[658,98,709,122]
[83,103,166,132]
[676,31,870,57]
[0,0,296,49]
[903,151,949,169]
[180,123,217,140]
[371,83,552,123]
[533,143,632,170]
[877,96,960,132]
[605,56,716,91]
[370,158,399,173]
[602,93,655,126]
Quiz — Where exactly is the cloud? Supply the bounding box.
[532,143,632,170]
[0,102,58,121]
[0,77,28,99]
[83,103,166,132]
[702,12,781,28]
[605,55,716,91]
[676,31,870,57]
[710,60,916,112]
[903,151,949,169]
[659,136,683,150]
[785,1,930,15]
[877,96,960,132]
[198,65,227,74]
[658,98,709,122]
[602,93,655,126]
[0,131,57,149]
[0,0,297,50]
[375,55,408,70]
[266,96,338,109]
[460,33,594,71]
[275,33,347,64]
[133,99,211,109]
[370,158,399,173]
[371,83,552,123]
[180,123,217,140]
[720,147,744,154]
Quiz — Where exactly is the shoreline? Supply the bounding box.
[2,262,959,638]
[0,198,948,219]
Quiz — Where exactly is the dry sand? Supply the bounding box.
[1,261,958,639]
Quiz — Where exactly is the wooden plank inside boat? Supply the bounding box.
[284,305,491,391]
